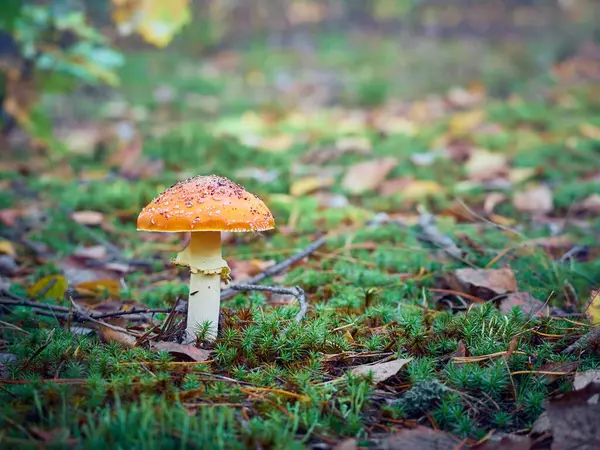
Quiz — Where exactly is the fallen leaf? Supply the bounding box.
[484,192,508,214]
[585,288,600,325]
[73,245,108,260]
[508,167,536,185]
[580,123,600,140]
[75,279,121,298]
[351,358,412,383]
[335,136,372,153]
[513,184,553,214]
[499,292,548,317]
[574,194,600,215]
[381,426,460,450]
[0,209,20,226]
[70,211,105,226]
[379,178,444,200]
[538,361,579,383]
[229,259,275,282]
[259,134,294,152]
[574,370,600,390]
[112,0,191,48]
[152,341,211,362]
[545,383,600,450]
[378,177,413,196]
[97,325,136,348]
[0,240,16,257]
[449,340,467,359]
[29,275,68,301]
[290,176,335,197]
[59,256,120,285]
[341,157,398,195]
[465,149,508,181]
[449,268,517,301]
[449,109,486,137]
[333,439,357,450]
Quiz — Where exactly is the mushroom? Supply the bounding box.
[137,175,274,342]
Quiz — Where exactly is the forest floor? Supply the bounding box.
[1,32,600,449]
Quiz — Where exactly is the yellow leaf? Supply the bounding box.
[75,280,121,297]
[586,289,600,324]
[112,0,191,48]
[402,180,444,200]
[580,123,600,141]
[449,109,486,137]
[29,275,68,301]
[0,240,16,257]
[290,176,334,197]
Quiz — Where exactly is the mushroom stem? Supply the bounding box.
[176,231,227,343]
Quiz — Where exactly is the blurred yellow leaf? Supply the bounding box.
[112,0,191,48]
[402,180,444,200]
[580,123,600,140]
[29,275,68,301]
[290,176,334,197]
[586,289,600,324]
[75,280,121,297]
[449,109,486,137]
[465,149,507,181]
[0,240,16,257]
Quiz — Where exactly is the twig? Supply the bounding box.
[221,235,326,300]
[563,326,600,354]
[416,206,474,266]
[229,284,308,322]
[455,198,524,238]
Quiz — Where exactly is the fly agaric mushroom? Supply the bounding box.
[137,175,274,342]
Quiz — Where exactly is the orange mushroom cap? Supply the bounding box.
[137,175,275,233]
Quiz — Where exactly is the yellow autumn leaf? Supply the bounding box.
[112,0,191,48]
[29,275,68,301]
[580,123,600,141]
[75,279,121,297]
[586,289,600,324]
[0,240,16,257]
[290,176,334,197]
[449,109,486,137]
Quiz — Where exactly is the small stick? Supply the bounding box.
[229,284,308,322]
[221,235,326,300]
[563,325,600,354]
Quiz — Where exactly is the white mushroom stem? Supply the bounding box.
[175,231,228,343]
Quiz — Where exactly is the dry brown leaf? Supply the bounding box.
[351,358,412,383]
[573,370,600,390]
[450,268,517,301]
[513,184,553,214]
[382,426,460,450]
[341,157,398,195]
[229,259,275,282]
[152,341,211,362]
[71,211,105,226]
[499,292,547,317]
[97,325,136,348]
[545,383,600,450]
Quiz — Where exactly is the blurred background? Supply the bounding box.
[1,0,599,155]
